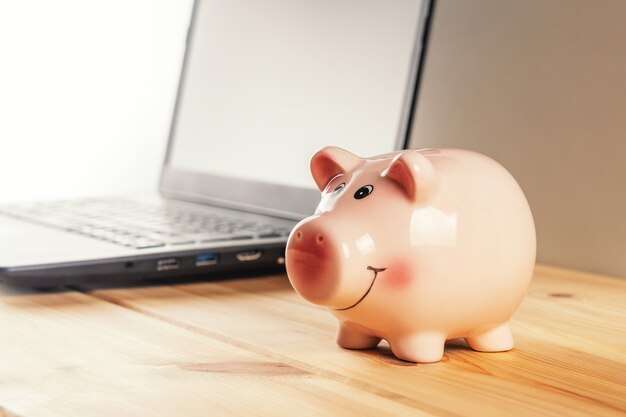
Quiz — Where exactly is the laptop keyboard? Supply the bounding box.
[0,198,294,249]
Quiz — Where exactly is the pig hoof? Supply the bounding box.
[336,326,381,349]
[390,333,445,363]
[465,322,514,352]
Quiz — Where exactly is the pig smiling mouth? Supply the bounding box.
[333,266,387,311]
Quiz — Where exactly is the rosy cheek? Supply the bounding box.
[381,260,414,289]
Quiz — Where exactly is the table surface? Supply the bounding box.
[0,264,624,417]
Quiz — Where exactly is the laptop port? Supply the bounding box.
[235,250,263,262]
[195,252,219,267]
[156,258,181,271]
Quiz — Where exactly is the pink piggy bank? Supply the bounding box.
[286,147,536,363]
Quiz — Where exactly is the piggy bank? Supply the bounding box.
[285,147,536,363]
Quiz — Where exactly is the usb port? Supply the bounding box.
[235,250,263,262]
[156,258,181,271]
[195,252,219,267]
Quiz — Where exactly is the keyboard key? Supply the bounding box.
[170,240,195,246]
[201,234,253,243]
[274,227,294,236]
[135,242,165,249]
[229,234,254,240]
[258,232,282,239]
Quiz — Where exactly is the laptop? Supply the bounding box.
[0,0,433,287]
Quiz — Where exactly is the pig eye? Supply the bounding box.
[354,185,373,200]
[332,182,346,194]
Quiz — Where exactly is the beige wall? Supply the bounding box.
[410,0,626,277]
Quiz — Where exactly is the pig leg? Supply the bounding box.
[389,333,446,363]
[336,324,381,349]
[465,322,514,352]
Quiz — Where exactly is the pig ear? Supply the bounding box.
[310,146,363,191]
[382,151,438,202]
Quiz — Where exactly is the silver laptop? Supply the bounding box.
[0,0,433,286]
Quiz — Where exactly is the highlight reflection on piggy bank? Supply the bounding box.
[286,147,536,363]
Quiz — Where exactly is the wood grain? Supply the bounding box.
[0,264,624,416]
[0,287,426,417]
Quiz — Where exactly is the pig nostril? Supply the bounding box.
[296,231,303,239]
[316,235,324,244]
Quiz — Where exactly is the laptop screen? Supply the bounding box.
[162,0,430,217]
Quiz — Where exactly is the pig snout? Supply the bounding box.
[285,219,340,306]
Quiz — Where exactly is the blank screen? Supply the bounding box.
[169,0,424,189]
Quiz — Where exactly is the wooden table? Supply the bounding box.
[0,264,624,417]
